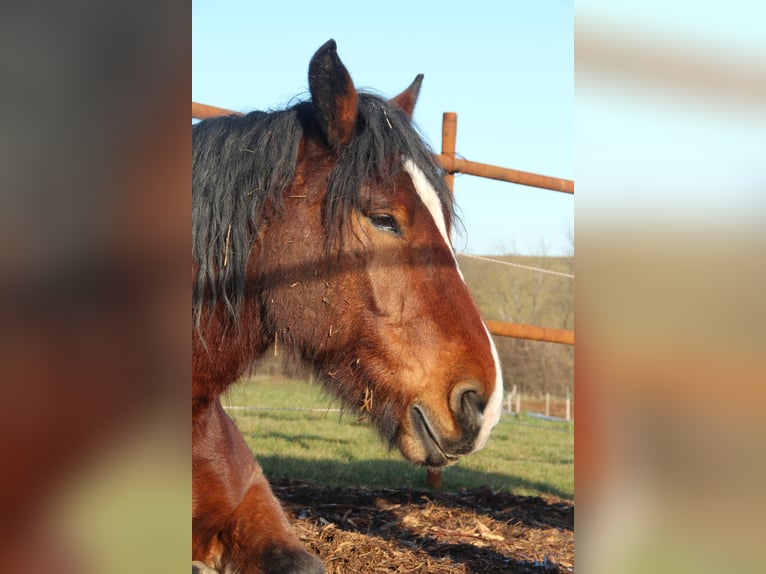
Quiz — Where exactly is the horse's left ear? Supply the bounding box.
[390,74,424,119]
[309,39,358,150]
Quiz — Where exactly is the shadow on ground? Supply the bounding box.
[258,454,573,501]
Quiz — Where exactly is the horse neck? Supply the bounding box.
[192,266,269,398]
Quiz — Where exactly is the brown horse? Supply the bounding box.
[192,40,503,574]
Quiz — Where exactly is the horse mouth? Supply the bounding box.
[410,406,461,467]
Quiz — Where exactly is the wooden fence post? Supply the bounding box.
[426,468,442,490]
[441,112,457,193]
[545,392,550,417]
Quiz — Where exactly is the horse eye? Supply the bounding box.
[368,214,401,236]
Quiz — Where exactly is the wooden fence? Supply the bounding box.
[436,110,574,347]
[427,111,574,489]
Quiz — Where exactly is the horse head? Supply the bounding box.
[254,40,503,467]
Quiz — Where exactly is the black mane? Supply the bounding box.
[192,92,453,329]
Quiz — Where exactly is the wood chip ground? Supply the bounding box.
[274,479,573,573]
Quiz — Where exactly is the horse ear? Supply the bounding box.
[390,74,424,119]
[308,39,358,150]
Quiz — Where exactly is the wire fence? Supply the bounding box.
[459,253,574,279]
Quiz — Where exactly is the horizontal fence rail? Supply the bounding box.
[436,154,574,194]
[192,101,242,119]
[485,320,574,346]
[192,102,574,345]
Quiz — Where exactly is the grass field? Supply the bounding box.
[224,376,574,500]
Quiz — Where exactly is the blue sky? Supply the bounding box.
[193,0,573,255]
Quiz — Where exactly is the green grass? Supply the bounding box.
[224,376,574,500]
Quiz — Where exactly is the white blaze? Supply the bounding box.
[473,322,504,451]
[403,159,504,452]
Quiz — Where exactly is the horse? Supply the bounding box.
[192,39,504,574]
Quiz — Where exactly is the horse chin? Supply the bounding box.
[397,432,460,468]
[396,407,463,468]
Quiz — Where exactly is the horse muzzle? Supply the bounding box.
[403,382,489,467]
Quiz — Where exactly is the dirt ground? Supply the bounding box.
[273,479,574,573]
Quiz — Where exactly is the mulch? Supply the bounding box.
[272,479,574,573]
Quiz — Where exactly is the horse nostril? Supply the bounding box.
[461,390,484,417]
[452,383,486,435]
